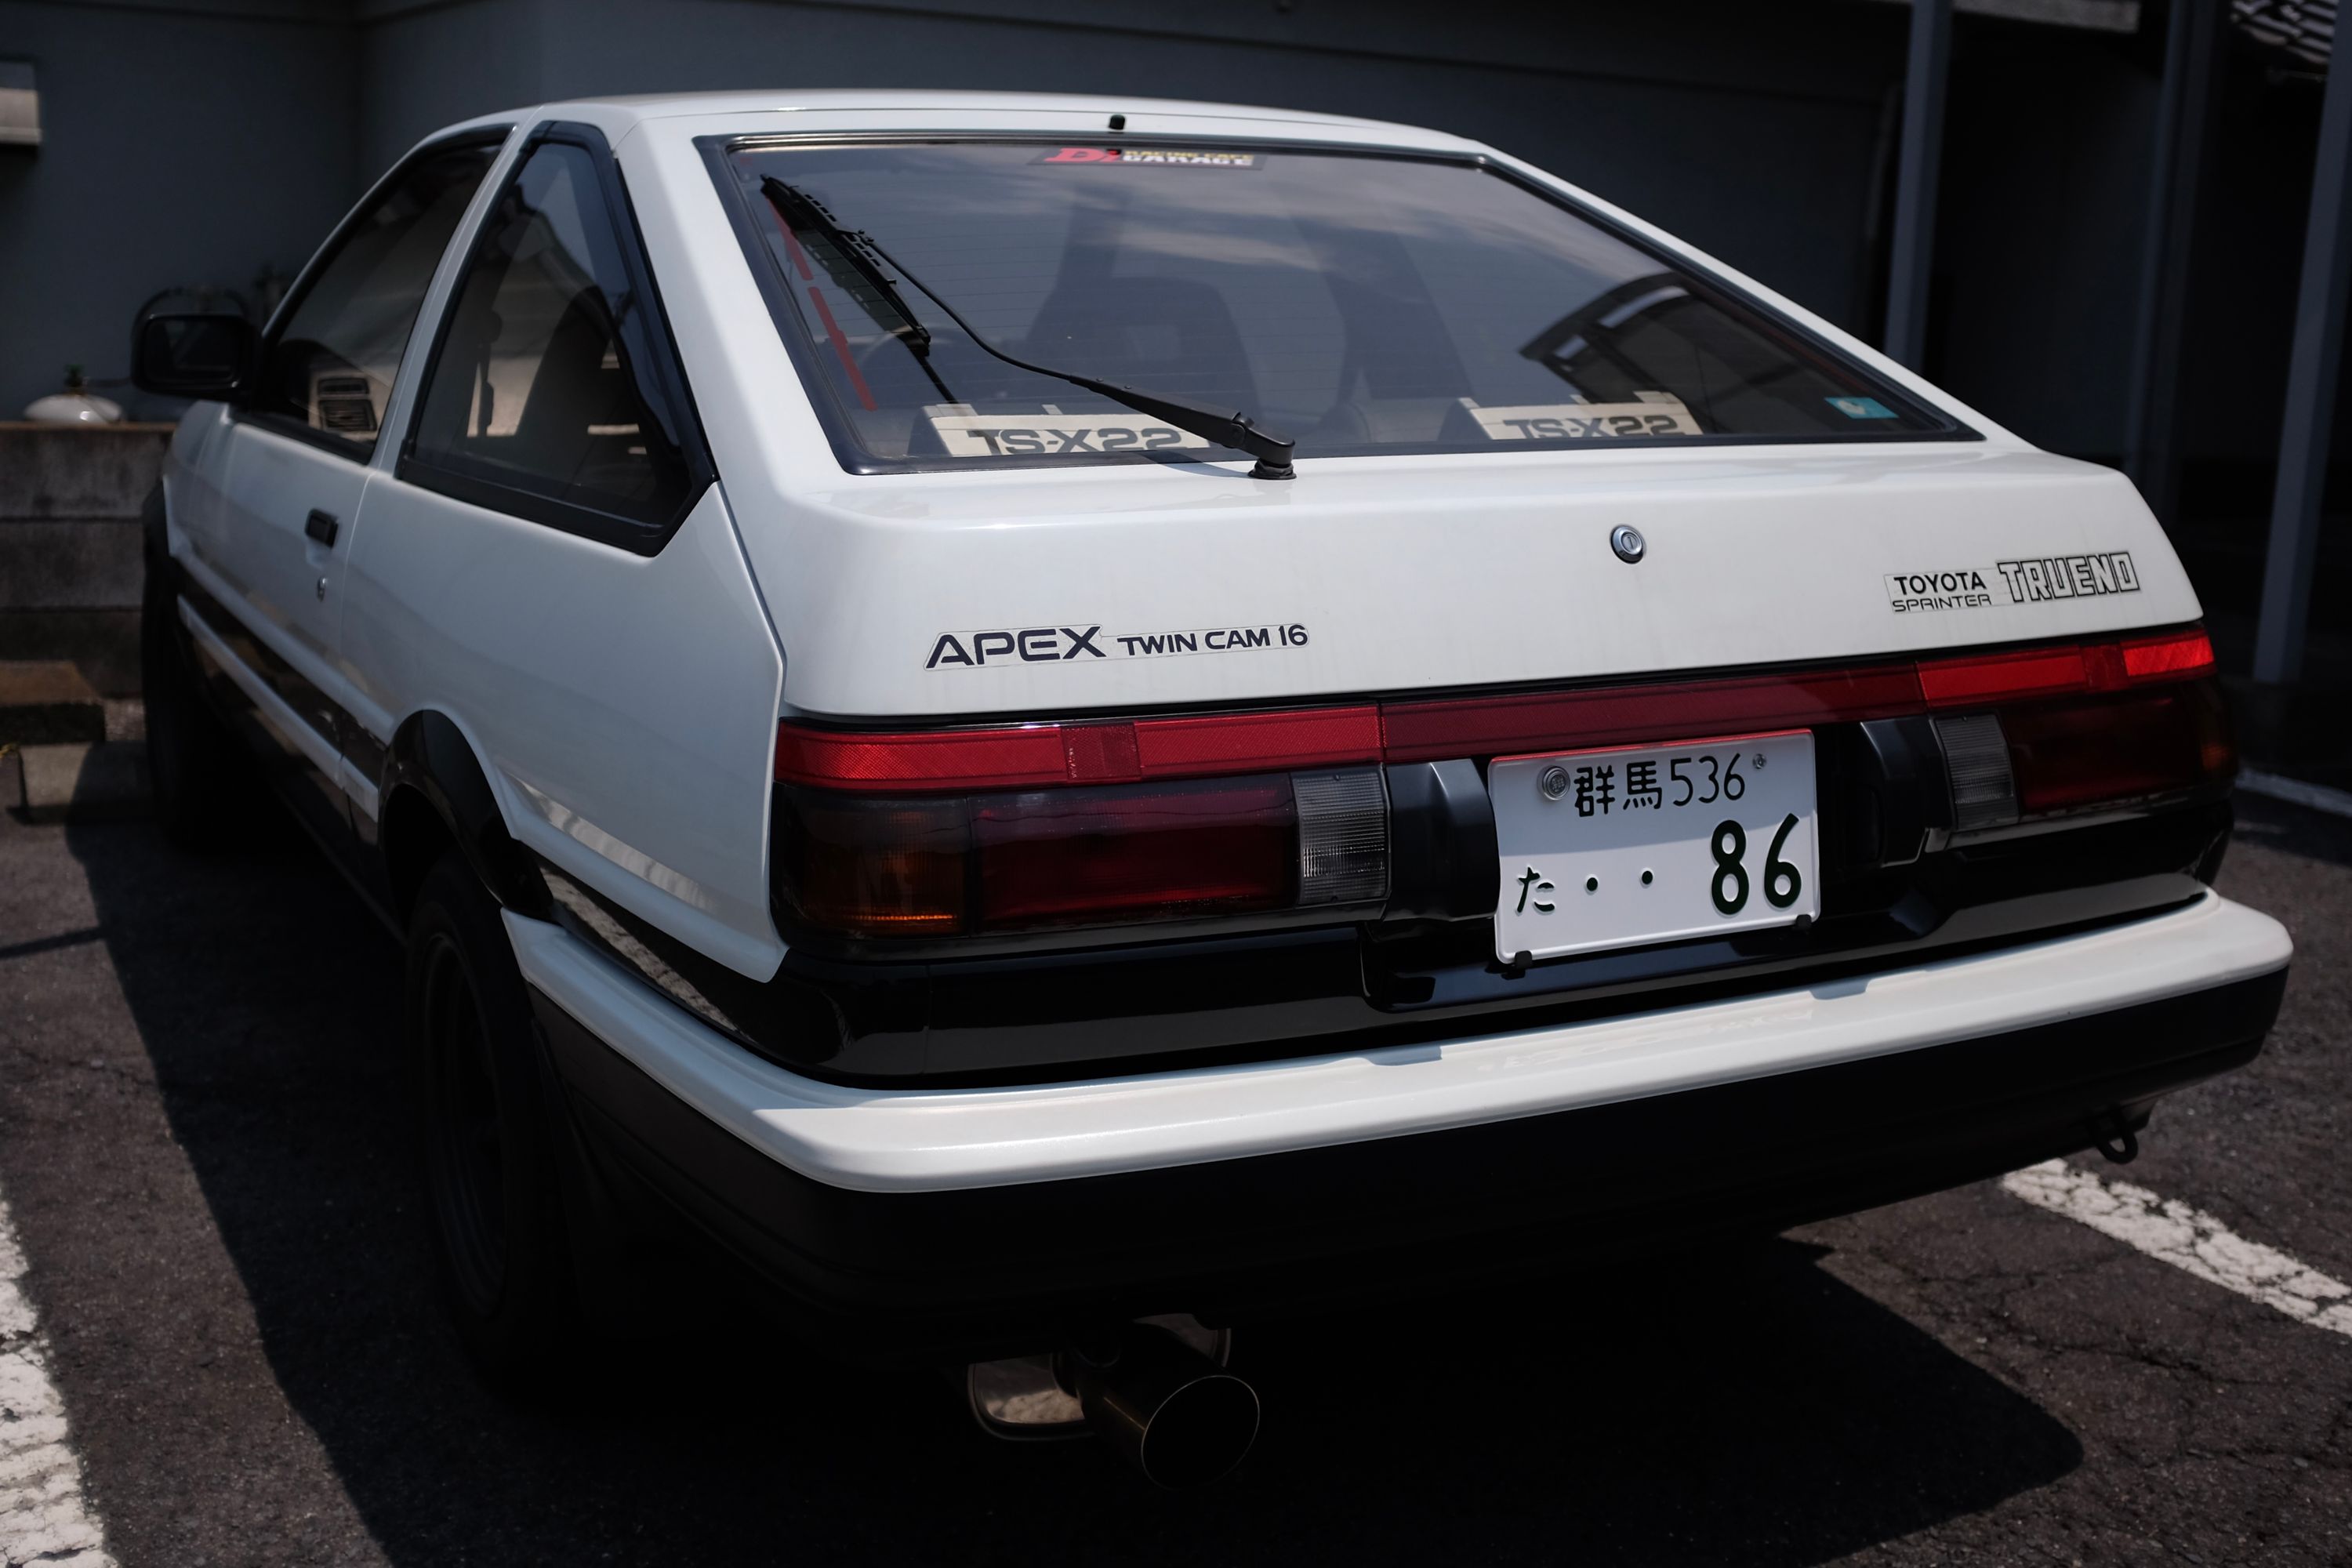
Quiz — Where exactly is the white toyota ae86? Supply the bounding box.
[133,90,2289,1486]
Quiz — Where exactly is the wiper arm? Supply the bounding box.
[760,177,1296,480]
[762,178,956,405]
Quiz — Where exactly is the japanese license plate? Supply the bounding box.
[1490,730,1820,963]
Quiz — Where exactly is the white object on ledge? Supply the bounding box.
[23,390,125,425]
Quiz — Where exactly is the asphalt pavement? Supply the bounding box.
[0,790,2346,1566]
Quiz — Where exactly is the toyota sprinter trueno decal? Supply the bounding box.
[1887,552,2139,613]
[926,622,1311,669]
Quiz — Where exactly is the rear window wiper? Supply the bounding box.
[761,177,955,405]
[760,177,1296,480]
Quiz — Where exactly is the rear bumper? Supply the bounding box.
[511,895,2289,1354]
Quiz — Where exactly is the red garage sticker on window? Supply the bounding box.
[1035,147,1260,168]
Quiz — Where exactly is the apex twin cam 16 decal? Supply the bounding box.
[927,621,1310,670]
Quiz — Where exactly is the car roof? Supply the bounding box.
[430,89,1474,153]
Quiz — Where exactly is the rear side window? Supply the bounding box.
[717,141,1960,471]
[251,139,499,456]
[408,138,696,539]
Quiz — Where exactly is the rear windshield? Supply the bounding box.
[717,140,1958,471]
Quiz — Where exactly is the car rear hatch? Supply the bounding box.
[695,447,2236,1084]
[662,125,2228,1082]
[761,446,2193,719]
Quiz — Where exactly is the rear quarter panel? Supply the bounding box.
[340,481,786,979]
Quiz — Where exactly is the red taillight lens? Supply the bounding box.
[779,794,971,933]
[774,706,1381,791]
[774,771,1384,939]
[2001,680,2235,816]
[1918,645,2088,707]
[975,779,1295,927]
[772,623,2227,938]
[2120,627,2216,681]
[1917,627,2216,708]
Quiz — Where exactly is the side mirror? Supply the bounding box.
[132,312,259,399]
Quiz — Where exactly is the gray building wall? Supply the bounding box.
[358,0,542,172]
[359,0,1911,336]
[2,0,2191,467]
[1936,24,2161,457]
[0,0,358,419]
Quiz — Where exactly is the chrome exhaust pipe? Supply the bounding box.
[1056,1322,1261,1489]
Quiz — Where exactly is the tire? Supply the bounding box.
[406,851,581,1385]
[140,519,247,848]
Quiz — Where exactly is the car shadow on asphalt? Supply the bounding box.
[56,810,2082,1566]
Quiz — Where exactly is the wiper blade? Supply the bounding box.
[761,179,930,355]
[762,178,955,405]
[760,176,1295,480]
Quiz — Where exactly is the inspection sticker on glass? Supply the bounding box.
[1460,393,1701,441]
[1490,729,1820,964]
[922,404,1208,457]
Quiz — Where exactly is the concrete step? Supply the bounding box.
[0,659,105,746]
[7,740,148,822]
[2,692,148,821]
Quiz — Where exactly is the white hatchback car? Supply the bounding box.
[135,90,2288,1484]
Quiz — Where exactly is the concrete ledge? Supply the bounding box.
[0,423,172,518]
[0,519,143,609]
[1,423,170,696]
[0,660,105,746]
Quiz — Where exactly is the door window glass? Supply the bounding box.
[252,140,499,456]
[407,140,694,531]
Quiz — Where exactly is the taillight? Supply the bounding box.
[774,768,1389,939]
[780,794,971,934]
[1999,681,2235,816]
[1923,629,2232,828]
[975,778,1296,927]
[772,625,2228,941]
[1917,626,2216,706]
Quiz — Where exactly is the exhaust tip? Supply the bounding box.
[1131,1368,1261,1490]
[1061,1323,1261,1488]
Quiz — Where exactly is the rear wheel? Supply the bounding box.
[407,851,580,1385]
[140,527,247,848]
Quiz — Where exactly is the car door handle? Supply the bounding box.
[305,509,339,547]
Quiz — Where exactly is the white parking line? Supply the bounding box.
[2003,1160,2352,1339]
[0,1192,114,1568]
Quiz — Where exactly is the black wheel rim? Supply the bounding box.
[422,934,507,1315]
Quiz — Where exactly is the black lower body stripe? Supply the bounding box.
[177,566,381,804]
